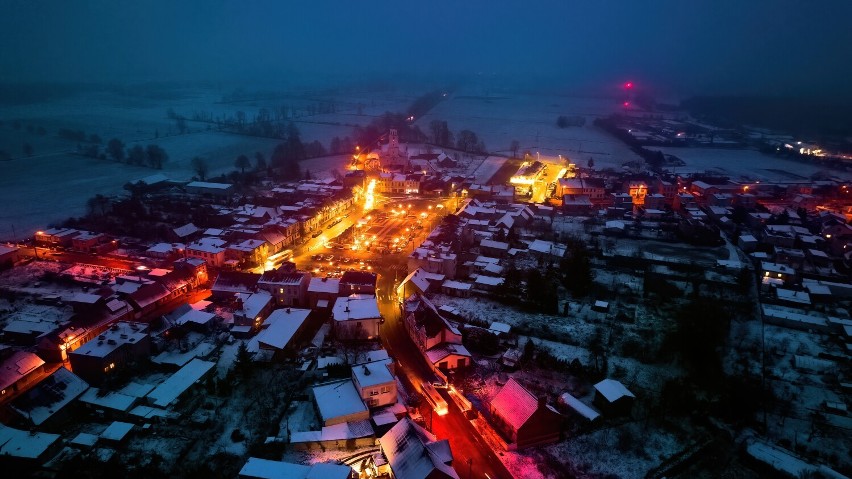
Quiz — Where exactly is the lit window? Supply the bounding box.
[109,363,115,369]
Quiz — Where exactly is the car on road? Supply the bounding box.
[311,231,322,238]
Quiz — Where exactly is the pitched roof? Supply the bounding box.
[593,379,635,403]
[490,377,540,430]
[379,417,459,479]
[0,351,45,392]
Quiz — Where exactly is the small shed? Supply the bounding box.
[593,379,635,416]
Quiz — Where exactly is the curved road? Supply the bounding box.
[378,286,513,479]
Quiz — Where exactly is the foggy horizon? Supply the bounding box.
[2,0,852,100]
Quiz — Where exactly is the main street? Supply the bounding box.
[378,291,513,479]
[289,188,513,479]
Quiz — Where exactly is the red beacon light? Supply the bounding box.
[623,101,630,107]
[625,82,634,89]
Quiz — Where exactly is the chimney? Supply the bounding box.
[363,365,370,376]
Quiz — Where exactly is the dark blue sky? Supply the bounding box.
[2,0,850,98]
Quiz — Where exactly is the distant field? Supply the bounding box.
[0,87,415,238]
[415,91,643,169]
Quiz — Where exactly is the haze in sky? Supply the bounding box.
[1,0,851,98]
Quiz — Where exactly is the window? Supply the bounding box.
[370,389,378,396]
[380,386,390,394]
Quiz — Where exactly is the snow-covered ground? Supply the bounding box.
[415,92,643,169]
[656,146,847,181]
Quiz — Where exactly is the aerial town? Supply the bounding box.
[1,81,851,479]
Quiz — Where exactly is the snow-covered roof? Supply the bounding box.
[12,367,88,426]
[146,358,214,408]
[490,377,542,430]
[239,458,353,479]
[480,239,509,251]
[79,388,136,412]
[175,308,216,326]
[236,291,273,320]
[332,295,380,322]
[172,223,199,239]
[312,379,367,423]
[72,322,147,358]
[474,275,503,287]
[594,379,635,403]
[186,181,232,190]
[488,322,511,334]
[352,359,394,388]
[425,343,471,364]
[255,308,311,350]
[0,350,44,392]
[100,421,134,442]
[0,424,60,459]
[528,239,567,257]
[442,280,472,290]
[559,392,600,421]
[379,417,459,479]
[308,277,340,294]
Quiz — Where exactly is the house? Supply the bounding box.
[403,294,470,371]
[440,280,472,298]
[396,268,445,298]
[307,277,340,309]
[761,261,797,286]
[738,234,758,252]
[232,291,275,330]
[186,237,227,267]
[239,458,354,479]
[557,178,606,201]
[257,269,310,307]
[171,223,200,242]
[145,358,215,408]
[226,239,269,267]
[211,271,260,298]
[480,239,509,258]
[11,366,89,427]
[68,322,150,385]
[332,295,382,340]
[593,379,635,415]
[352,357,397,408]
[0,245,20,269]
[562,195,595,216]
[339,271,378,296]
[425,343,471,372]
[0,350,46,404]
[378,417,459,479]
[165,304,217,332]
[489,377,562,449]
[35,228,79,247]
[312,379,370,426]
[247,308,312,358]
[185,181,233,197]
[558,392,601,422]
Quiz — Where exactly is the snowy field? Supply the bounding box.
[655,147,847,181]
[415,91,643,169]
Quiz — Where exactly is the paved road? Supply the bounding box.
[378,284,513,479]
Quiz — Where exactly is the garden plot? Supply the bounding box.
[544,421,686,479]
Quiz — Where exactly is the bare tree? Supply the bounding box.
[235,154,251,173]
[191,156,209,180]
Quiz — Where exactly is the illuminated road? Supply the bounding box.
[377,270,513,479]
